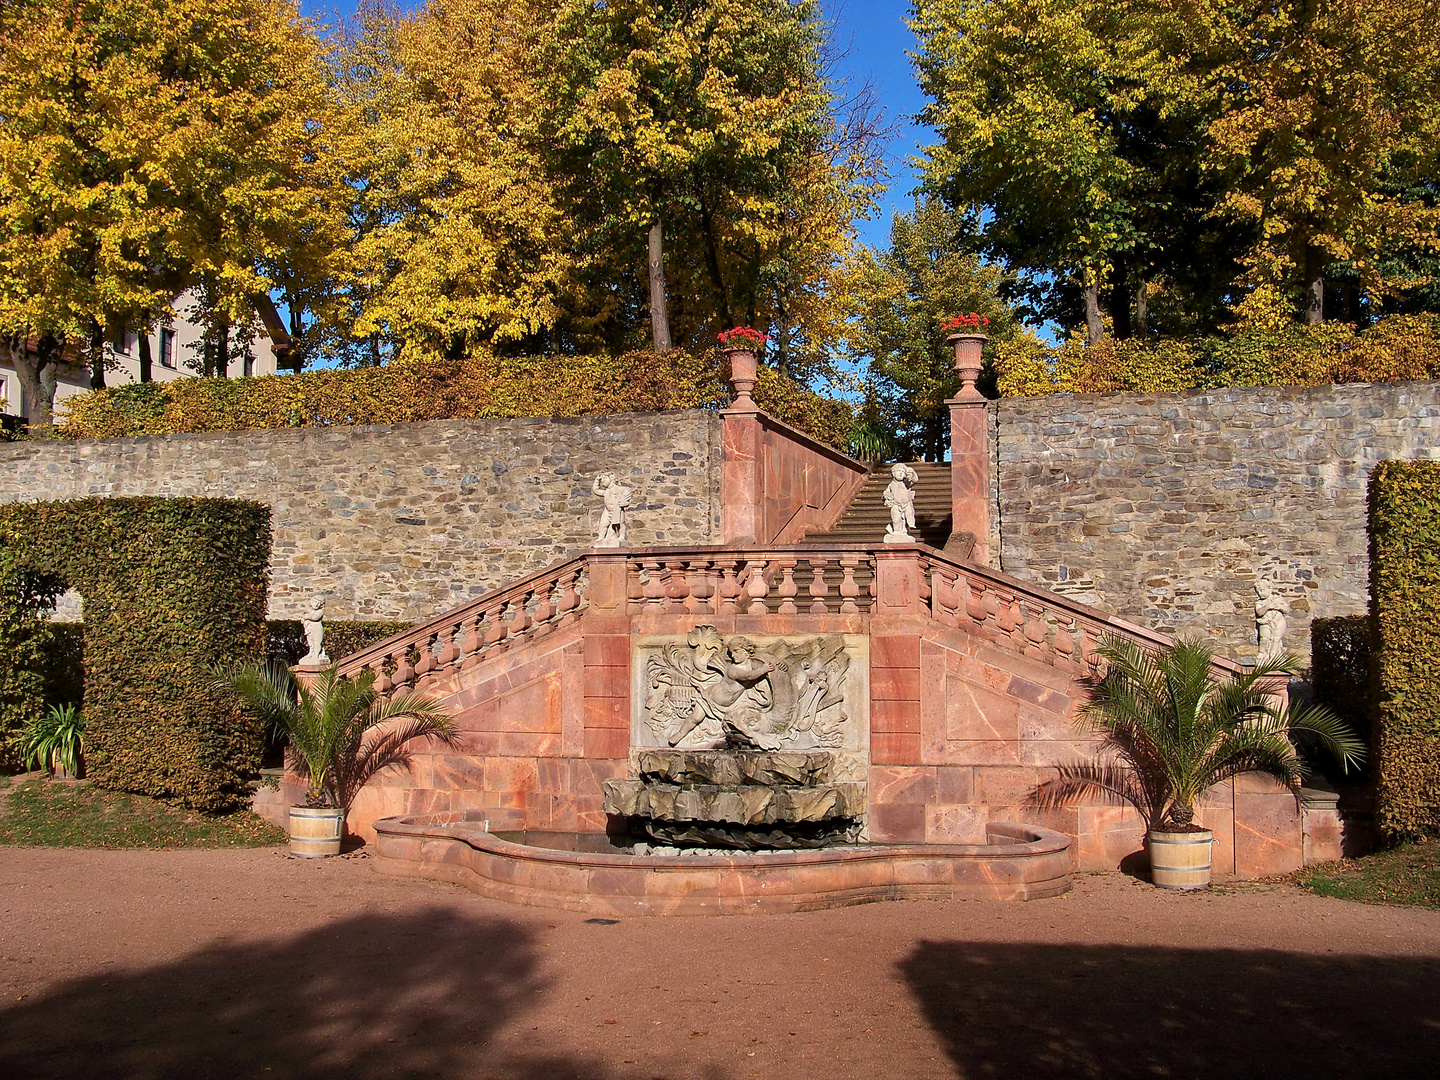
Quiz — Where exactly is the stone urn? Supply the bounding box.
[1147,827,1214,889]
[723,347,759,409]
[947,333,987,403]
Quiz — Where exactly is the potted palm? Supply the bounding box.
[222,663,458,857]
[1037,636,1364,889]
[22,703,85,779]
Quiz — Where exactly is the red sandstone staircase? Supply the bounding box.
[806,462,953,548]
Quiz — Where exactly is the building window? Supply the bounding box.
[159,329,176,369]
[111,329,130,355]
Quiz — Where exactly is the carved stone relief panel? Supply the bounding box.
[631,627,869,779]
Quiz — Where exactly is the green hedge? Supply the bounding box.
[1311,615,1374,762]
[0,498,271,810]
[1369,462,1440,839]
[265,620,413,667]
[54,349,856,449]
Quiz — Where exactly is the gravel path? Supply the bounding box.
[2,846,1438,1079]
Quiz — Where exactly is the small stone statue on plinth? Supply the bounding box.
[592,472,633,548]
[1255,579,1289,659]
[300,596,328,666]
[883,464,919,543]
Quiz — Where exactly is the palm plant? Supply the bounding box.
[221,662,458,813]
[1036,636,1365,831]
[22,703,85,777]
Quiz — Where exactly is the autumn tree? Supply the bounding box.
[0,0,334,424]
[1192,0,1440,324]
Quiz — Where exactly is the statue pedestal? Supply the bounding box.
[291,663,328,690]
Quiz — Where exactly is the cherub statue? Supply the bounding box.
[300,596,328,665]
[883,463,919,543]
[1255,578,1289,659]
[592,472,633,548]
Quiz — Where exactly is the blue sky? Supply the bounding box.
[297,0,932,253]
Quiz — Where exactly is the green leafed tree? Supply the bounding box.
[849,198,1019,460]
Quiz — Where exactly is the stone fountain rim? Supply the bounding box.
[374,812,1071,870]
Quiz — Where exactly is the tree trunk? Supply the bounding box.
[217,317,231,378]
[9,332,60,429]
[774,303,790,378]
[1084,279,1104,345]
[1305,244,1325,324]
[1111,259,1132,339]
[88,318,106,389]
[1134,281,1148,334]
[697,190,734,330]
[647,218,672,353]
[137,318,153,382]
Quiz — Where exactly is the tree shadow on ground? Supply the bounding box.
[0,907,637,1080]
[900,940,1440,1079]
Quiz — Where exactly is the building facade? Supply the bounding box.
[0,292,293,421]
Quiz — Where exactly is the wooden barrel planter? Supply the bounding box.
[1148,829,1214,889]
[289,806,345,857]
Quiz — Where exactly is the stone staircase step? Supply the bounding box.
[806,462,954,548]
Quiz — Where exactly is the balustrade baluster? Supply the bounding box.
[715,560,741,614]
[1021,600,1048,660]
[686,559,715,614]
[1052,615,1077,673]
[964,576,988,627]
[414,631,439,677]
[436,624,460,668]
[369,657,390,694]
[641,559,666,606]
[508,592,532,640]
[1077,621,1101,676]
[776,559,799,615]
[484,601,510,649]
[391,646,414,691]
[745,559,771,615]
[838,557,861,614]
[932,566,959,626]
[460,613,485,666]
[626,559,645,612]
[807,557,831,614]
[531,580,556,629]
[556,570,581,623]
[664,560,690,611]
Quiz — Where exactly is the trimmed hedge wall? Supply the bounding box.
[1311,615,1374,768]
[0,498,271,810]
[1369,462,1440,839]
[55,349,855,449]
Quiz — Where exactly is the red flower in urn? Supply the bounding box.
[717,326,769,349]
[940,314,989,333]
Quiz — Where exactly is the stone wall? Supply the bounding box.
[995,380,1440,661]
[0,411,722,620]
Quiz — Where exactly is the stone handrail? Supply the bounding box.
[625,545,878,616]
[331,541,1243,690]
[334,553,591,687]
[918,548,1247,681]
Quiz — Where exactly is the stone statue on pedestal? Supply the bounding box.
[300,596,328,666]
[883,464,918,543]
[1255,579,1288,659]
[592,472,633,548]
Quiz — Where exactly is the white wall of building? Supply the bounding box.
[1,291,290,419]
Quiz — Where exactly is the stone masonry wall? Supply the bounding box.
[0,411,722,621]
[996,380,1440,662]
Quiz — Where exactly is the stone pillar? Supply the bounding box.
[946,333,992,566]
[720,347,764,544]
[872,546,926,617]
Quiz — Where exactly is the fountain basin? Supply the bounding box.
[372,812,1073,915]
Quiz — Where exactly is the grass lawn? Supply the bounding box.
[1295,841,1440,910]
[0,775,286,848]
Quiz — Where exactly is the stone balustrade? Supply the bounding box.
[624,547,878,616]
[336,555,591,690]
